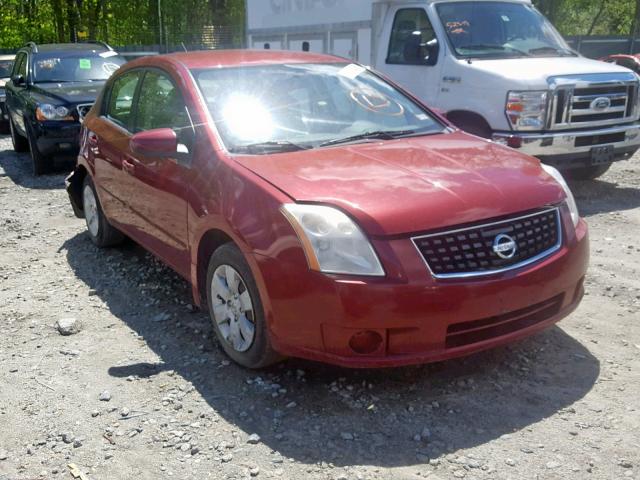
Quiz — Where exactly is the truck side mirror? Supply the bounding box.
[12,75,25,86]
[425,39,439,66]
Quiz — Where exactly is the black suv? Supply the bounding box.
[5,42,126,175]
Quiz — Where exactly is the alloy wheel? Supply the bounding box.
[211,265,256,352]
[83,184,100,238]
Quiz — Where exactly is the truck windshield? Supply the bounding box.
[193,63,445,153]
[33,53,125,83]
[436,2,575,59]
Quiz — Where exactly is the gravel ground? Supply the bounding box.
[0,134,639,480]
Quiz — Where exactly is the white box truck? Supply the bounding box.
[246,0,640,179]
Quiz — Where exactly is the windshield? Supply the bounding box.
[193,63,444,153]
[33,53,125,83]
[0,60,13,79]
[436,1,574,59]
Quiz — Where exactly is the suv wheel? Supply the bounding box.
[206,243,282,369]
[9,118,29,153]
[82,175,125,247]
[26,123,50,176]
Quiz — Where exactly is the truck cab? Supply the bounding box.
[372,0,640,179]
[246,0,640,180]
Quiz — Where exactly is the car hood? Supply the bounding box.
[234,132,566,236]
[0,78,7,88]
[467,56,636,89]
[31,81,105,104]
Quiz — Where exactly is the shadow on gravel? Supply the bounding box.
[571,178,640,217]
[62,232,600,468]
[0,134,71,190]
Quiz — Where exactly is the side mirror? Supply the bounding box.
[425,39,439,66]
[130,128,178,157]
[12,74,25,86]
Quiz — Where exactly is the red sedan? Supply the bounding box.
[66,50,589,368]
[601,54,640,74]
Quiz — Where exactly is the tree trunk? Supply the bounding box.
[587,0,607,36]
[51,0,66,42]
[88,0,106,40]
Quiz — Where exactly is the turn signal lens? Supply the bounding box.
[506,91,548,131]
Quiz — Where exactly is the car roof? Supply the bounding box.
[144,49,350,69]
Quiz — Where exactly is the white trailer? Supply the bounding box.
[246,0,640,179]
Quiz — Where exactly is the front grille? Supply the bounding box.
[445,294,564,349]
[76,103,93,122]
[412,208,562,278]
[550,80,638,130]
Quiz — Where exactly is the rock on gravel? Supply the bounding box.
[98,390,112,402]
[55,317,82,335]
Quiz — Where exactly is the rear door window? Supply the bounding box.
[105,71,142,130]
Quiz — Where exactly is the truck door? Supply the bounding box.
[376,6,442,105]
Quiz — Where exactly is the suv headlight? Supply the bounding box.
[281,204,385,276]
[36,103,73,121]
[506,91,548,131]
[542,164,580,227]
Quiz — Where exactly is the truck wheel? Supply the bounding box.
[206,243,282,369]
[26,124,50,176]
[565,163,611,181]
[9,118,29,153]
[82,175,125,247]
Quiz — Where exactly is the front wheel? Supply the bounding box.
[564,163,611,181]
[26,124,50,176]
[82,176,125,247]
[206,243,282,369]
[9,118,28,153]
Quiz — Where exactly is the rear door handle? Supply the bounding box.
[122,157,136,174]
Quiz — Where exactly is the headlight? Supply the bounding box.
[36,103,73,121]
[542,164,580,227]
[281,204,385,276]
[506,91,548,131]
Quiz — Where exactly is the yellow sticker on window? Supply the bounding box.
[79,59,91,69]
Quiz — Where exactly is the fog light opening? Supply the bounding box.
[349,331,383,355]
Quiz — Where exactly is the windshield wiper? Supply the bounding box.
[529,46,576,56]
[231,140,311,154]
[459,44,530,56]
[319,130,416,148]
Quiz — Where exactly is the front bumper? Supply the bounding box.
[255,211,589,368]
[492,122,640,168]
[34,121,81,157]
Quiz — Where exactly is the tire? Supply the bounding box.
[82,175,125,247]
[26,123,50,176]
[206,243,282,369]
[446,112,492,139]
[564,163,612,181]
[9,117,29,153]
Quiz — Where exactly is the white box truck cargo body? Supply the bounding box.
[246,0,640,179]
